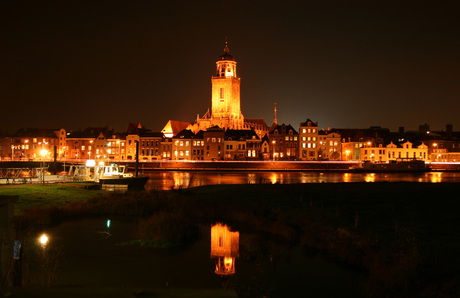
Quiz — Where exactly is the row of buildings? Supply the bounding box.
[1,122,459,163]
[1,41,459,163]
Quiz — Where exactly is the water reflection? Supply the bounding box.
[364,173,375,183]
[210,223,239,275]
[39,233,49,247]
[431,172,442,183]
[144,171,460,191]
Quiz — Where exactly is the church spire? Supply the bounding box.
[224,36,230,53]
[273,102,278,125]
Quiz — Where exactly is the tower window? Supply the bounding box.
[220,88,224,99]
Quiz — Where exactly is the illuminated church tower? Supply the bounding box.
[189,41,245,133]
[211,42,244,129]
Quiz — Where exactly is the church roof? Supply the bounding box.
[245,118,269,129]
[162,120,191,137]
[218,52,235,61]
[218,41,236,61]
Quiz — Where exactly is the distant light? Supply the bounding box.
[427,131,430,134]
[107,219,111,228]
[86,160,96,167]
[39,234,49,246]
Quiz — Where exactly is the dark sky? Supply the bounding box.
[1,0,458,134]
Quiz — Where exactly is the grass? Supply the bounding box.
[0,183,108,214]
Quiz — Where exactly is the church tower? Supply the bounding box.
[211,41,244,129]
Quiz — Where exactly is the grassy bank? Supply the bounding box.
[5,182,460,297]
[0,183,108,214]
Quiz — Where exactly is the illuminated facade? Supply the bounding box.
[269,124,298,160]
[299,119,318,160]
[224,129,260,160]
[360,141,429,162]
[66,127,114,160]
[210,223,239,275]
[318,130,341,160]
[139,132,163,160]
[6,128,65,161]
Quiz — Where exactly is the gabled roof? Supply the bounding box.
[225,129,259,140]
[268,123,298,135]
[300,119,318,127]
[195,130,204,139]
[67,127,112,139]
[13,128,61,138]
[261,134,270,143]
[126,122,143,134]
[162,120,191,137]
[173,129,196,139]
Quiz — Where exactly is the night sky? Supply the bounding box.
[1,1,458,134]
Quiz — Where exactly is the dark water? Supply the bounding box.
[32,218,364,296]
[144,171,460,191]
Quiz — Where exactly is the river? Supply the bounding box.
[23,218,364,297]
[143,171,460,191]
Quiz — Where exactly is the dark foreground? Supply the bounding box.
[3,182,460,297]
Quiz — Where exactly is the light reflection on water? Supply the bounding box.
[144,171,460,191]
[31,218,364,295]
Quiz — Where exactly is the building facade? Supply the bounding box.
[299,119,318,160]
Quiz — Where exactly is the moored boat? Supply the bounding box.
[350,158,431,173]
[66,161,149,189]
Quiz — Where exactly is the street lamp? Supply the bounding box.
[40,149,48,185]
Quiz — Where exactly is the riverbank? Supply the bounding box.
[2,182,460,297]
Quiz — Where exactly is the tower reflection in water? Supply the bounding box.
[210,223,239,275]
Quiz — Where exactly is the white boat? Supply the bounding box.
[95,164,149,188]
[66,161,149,188]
